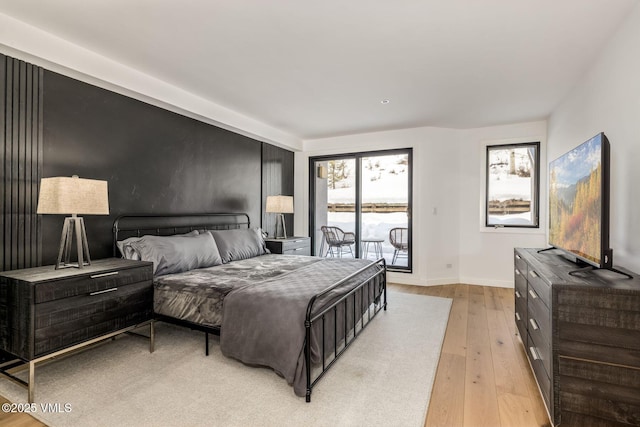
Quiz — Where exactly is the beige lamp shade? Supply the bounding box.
[37,175,109,215]
[265,195,294,214]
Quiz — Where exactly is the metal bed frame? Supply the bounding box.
[113,213,387,402]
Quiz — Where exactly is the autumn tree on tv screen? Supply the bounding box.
[549,135,604,265]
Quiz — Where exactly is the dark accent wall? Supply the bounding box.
[0,55,43,272]
[0,53,294,269]
[262,143,294,238]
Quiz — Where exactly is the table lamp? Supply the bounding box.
[265,195,294,239]
[37,175,109,269]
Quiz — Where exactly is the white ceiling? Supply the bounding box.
[0,0,637,140]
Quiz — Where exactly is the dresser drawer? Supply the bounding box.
[35,266,152,303]
[515,268,527,302]
[515,252,528,277]
[528,333,552,412]
[527,286,551,340]
[34,280,152,357]
[527,267,550,308]
[527,308,551,377]
[515,298,528,343]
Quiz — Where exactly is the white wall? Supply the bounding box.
[547,2,640,274]
[298,121,548,287]
[296,127,462,286]
[457,122,547,287]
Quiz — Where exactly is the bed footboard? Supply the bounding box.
[304,258,387,402]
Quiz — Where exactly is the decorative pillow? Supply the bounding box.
[117,230,199,260]
[209,228,267,263]
[129,232,222,276]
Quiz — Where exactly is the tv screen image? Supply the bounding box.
[548,133,609,267]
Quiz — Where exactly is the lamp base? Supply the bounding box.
[55,216,92,270]
[274,213,288,239]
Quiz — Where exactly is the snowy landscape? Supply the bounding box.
[487,147,535,225]
[324,155,409,266]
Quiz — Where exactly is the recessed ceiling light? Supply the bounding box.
[380,99,390,104]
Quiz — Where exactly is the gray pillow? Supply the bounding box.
[117,230,199,260]
[209,228,267,263]
[129,232,222,276]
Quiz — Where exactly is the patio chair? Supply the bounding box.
[320,226,356,258]
[389,227,409,264]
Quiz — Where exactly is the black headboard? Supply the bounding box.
[112,213,251,257]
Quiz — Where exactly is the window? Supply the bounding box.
[486,142,540,228]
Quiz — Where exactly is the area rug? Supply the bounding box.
[0,291,451,427]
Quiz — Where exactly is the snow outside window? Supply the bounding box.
[485,142,540,228]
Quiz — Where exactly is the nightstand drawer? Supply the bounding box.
[34,280,152,356]
[283,238,310,250]
[265,237,310,255]
[283,246,311,256]
[35,266,152,303]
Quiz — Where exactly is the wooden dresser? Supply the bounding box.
[265,237,311,255]
[514,248,640,427]
[0,258,154,402]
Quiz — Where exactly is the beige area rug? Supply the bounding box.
[0,291,451,427]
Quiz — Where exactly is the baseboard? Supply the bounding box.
[388,273,514,288]
[458,277,513,288]
[387,271,513,288]
[387,273,459,287]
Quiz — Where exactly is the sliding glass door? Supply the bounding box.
[310,149,412,272]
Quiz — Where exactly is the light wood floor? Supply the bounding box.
[391,283,551,427]
[1,283,550,427]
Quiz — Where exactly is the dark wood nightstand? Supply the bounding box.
[265,237,311,255]
[0,258,154,402]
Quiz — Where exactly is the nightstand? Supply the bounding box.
[265,237,311,255]
[0,258,154,402]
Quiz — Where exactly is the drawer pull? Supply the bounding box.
[515,290,522,298]
[89,287,118,296]
[528,289,538,299]
[292,247,305,251]
[529,270,538,278]
[515,312,521,321]
[529,318,540,330]
[90,271,119,279]
[515,269,521,276]
[529,346,540,361]
[515,254,521,260]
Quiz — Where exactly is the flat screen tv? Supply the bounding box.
[548,132,612,269]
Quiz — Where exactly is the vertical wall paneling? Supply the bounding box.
[0,54,43,272]
[261,143,294,238]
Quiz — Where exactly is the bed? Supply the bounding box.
[112,213,387,401]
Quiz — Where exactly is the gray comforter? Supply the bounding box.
[153,254,322,326]
[220,256,382,397]
[154,254,383,397]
